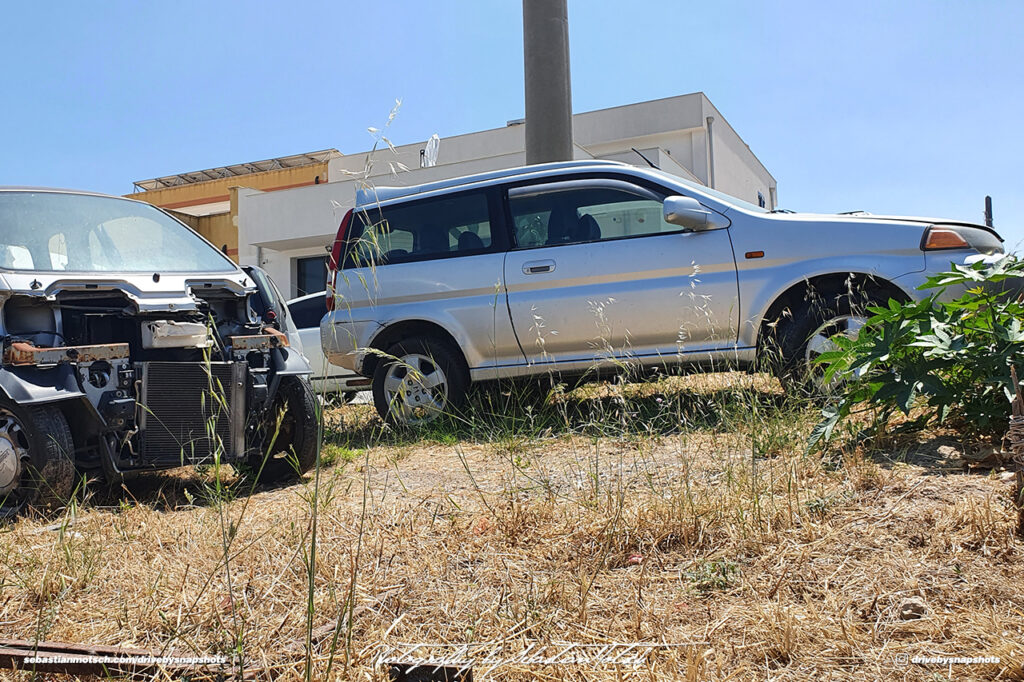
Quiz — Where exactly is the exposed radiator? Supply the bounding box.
[139,361,247,465]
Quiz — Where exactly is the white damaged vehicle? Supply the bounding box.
[0,188,319,516]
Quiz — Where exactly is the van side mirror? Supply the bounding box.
[663,195,730,230]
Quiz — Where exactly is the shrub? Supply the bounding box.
[811,256,1024,447]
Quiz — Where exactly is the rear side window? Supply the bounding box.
[288,295,326,329]
[345,191,492,267]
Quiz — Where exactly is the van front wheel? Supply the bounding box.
[372,338,468,426]
[250,377,320,482]
[0,401,75,517]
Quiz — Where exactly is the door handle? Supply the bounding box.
[522,259,555,275]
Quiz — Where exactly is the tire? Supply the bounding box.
[250,377,320,482]
[372,337,468,426]
[0,400,75,516]
[770,287,879,395]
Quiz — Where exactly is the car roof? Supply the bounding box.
[287,291,326,306]
[0,186,152,205]
[1,186,111,195]
[355,159,630,207]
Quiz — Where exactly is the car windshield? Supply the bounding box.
[0,191,237,273]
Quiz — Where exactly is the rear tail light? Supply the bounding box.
[923,227,969,251]
[326,209,353,312]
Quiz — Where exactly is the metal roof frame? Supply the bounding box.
[132,149,341,192]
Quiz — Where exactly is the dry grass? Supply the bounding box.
[1,373,1023,680]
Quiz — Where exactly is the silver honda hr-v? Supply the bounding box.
[321,160,1004,424]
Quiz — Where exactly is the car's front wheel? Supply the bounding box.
[372,338,468,426]
[0,400,75,517]
[249,377,320,482]
[771,290,878,394]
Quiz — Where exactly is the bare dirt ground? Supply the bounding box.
[1,392,1022,680]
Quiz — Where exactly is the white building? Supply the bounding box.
[236,93,776,297]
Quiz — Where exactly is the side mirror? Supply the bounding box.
[663,195,730,230]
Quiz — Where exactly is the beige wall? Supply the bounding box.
[168,210,238,261]
[326,93,774,208]
[127,163,330,213]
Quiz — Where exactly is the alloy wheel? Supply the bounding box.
[0,410,31,515]
[382,353,449,424]
[804,314,868,390]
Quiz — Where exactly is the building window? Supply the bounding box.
[295,256,327,298]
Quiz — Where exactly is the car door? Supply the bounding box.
[502,177,739,367]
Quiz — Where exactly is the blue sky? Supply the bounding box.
[3,0,1022,248]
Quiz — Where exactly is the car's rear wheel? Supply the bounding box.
[0,400,75,517]
[372,338,468,426]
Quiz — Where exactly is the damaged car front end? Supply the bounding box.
[0,188,318,516]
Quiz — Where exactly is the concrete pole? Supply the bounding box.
[523,0,573,164]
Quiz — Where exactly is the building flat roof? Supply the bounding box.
[132,149,341,191]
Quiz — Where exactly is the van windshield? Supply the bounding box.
[0,191,237,273]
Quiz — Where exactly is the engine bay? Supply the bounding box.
[0,284,294,479]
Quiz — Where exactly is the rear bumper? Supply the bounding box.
[320,317,380,374]
[991,275,1024,300]
[310,373,372,394]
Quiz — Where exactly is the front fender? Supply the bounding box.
[0,365,86,405]
[267,346,312,403]
[272,345,313,377]
[737,259,922,348]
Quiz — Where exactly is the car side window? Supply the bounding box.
[288,296,326,330]
[346,191,492,267]
[508,180,676,248]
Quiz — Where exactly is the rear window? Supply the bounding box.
[344,192,492,267]
[288,295,326,329]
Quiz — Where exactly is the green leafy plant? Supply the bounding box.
[811,256,1024,447]
[685,558,739,593]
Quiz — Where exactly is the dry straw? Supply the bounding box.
[2,370,1022,680]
